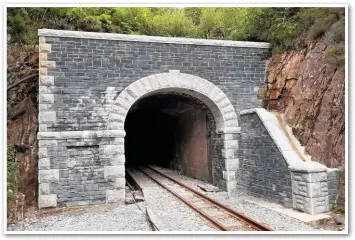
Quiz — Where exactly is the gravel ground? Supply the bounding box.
[7,165,329,232]
[7,203,151,232]
[152,165,317,231]
[128,168,215,231]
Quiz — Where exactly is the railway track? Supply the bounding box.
[137,166,273,231]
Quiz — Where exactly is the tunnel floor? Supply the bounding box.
[124,93,212,183]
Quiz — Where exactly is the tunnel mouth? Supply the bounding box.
[124,93,214,183]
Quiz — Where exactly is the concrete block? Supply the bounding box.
[39,67,47,76]
[223,133,236,140]
[222,148,237,159]
[39,104,53,111]
[114,178,125,190]
[320,181,328,189]
[226,180,237,193]
[291,171,327,183]
[60,131,84,139]
[38,147,48,158]
[39,111,56,124]
[309,172,328,182]
[39,52,47,61]
[110,137,125,144]
[109,154,125,165]
[102,144,124,155]
[38,132,60,139]
[103,130,125,138]
[224,140,238,149]
[38,140,57,147]
[38,194,57,208]
[38,158,50,170]
[223,170,236,181]
[224,119,239,128]
[38,169,59,183]
[106,189,125,203]
[40,61,56,68]
[40,43,51,53]
[39,76,54,86]
[224,127,241,134]
[39,183,50,195]
[39,37,46,44]
[104,165,125,179]
[225,158,239,171]
[39,124,47,131]
[307,182,323,198]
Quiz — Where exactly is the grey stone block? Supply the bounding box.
[114,178,125,190]
[39,111,56,124]
[39,140,57,147]
[38,158,50,170]
[39,183,50,195]
[106,189,125,203]
[38,132,60,139]
[39,169,59,183]
[38,194,57,208]
[104,165,125,179]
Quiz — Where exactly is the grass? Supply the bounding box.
[331,204,345,214]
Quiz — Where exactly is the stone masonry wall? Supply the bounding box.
[38,29,270,207]
[38,134,126,208]
[38,30,334,214]
[238,108,337,214]
[44,36,269,133]
[238,113,293,207]
[327,168,341,208]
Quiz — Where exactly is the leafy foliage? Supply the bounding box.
[7,146,19,201]
[331,204,345,214]
[7,7,345,52]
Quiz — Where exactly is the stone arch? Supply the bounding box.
[107,70,240,193]
[107,70,239,134]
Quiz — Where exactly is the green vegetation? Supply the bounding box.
[7,146,19,202]
[331,204,345,214]
[324,45,337,58]
[7,7,345,53]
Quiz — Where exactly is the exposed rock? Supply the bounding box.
[264,42,345,205]
[7,45,39,207]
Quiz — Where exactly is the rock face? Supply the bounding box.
[7,46,39,206]
[263,42,345,205]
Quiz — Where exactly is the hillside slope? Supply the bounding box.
[7,46,39,208]
[263,41,345,204]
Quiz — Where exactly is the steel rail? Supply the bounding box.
[137,166,227,231]
[146,166,274,231]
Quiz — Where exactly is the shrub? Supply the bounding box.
[7,146,19,198]
[307,14,338,40]
[331,204,345,214]
[324,45,337,58]
[325,16,345,45]
[6,7,345,54]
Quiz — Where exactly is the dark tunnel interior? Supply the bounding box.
[124,93,213,182]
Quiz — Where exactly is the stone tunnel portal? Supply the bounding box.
[36,29,335,216]
[124,93,213,183]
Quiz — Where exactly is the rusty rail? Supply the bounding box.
[138,166,273,231]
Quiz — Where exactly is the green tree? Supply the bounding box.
[6,6,345,53]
